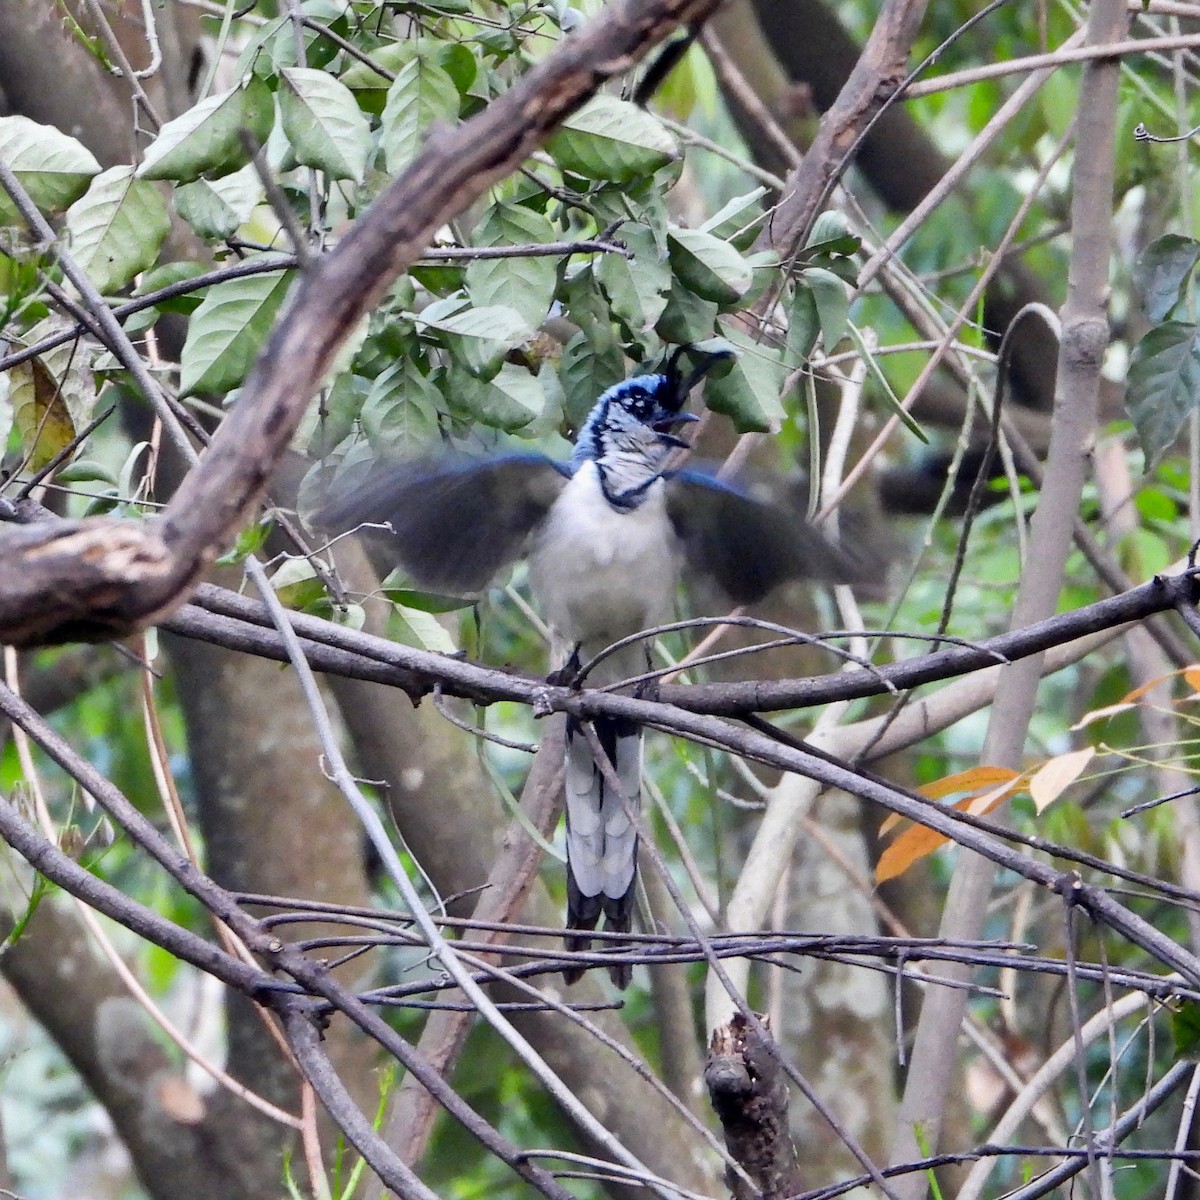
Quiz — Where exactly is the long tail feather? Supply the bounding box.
[563,715,641,988]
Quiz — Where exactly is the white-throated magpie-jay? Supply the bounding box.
[320,345,858,987]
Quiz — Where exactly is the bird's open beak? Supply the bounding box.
[652,409,699,447]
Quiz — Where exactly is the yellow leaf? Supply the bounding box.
[1028,747,1094,814]
[9,355,76,471]
[1185,666,1200,695]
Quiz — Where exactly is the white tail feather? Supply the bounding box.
[565,721,641,907]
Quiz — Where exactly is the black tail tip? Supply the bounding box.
[563,905,635,989]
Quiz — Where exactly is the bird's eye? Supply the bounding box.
[625,387,651,416]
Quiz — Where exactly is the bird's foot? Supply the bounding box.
[633,676,661,705]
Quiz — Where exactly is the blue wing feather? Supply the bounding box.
[318,454,569,593]
[666,468,864,602]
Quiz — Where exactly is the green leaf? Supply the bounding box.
[135,260,208,297]
[341,38,477,111]
[655,276,717,345]
[269,557,328,611]
[846,322,926,442]
[546,95,677,182]
[1126,320,1200,467]
[787,278,820,366]
[804,266,850,350]
[1133,234,1200,323]
[299,374,363,460]
[597,224,671,335]
[280,67,371,183]
[380,51,460,175]
[438,42,478,95]
[340,43,411,92]
[1172,1000,1200,1061]
[803,210,860,262]
[180,268,296,395]
[417,303,531,377]
[699,187,768,251]
[131,261,210,324]
[0,116,100,224]
[558,331,625,430]
[381,583,476,614]
[174,163,265,240]
[466,204,558,330]
[54,458,118,486]
[704,326,786,433]
[63,167,169,295]
[138,77,275,183]
[449,362,545,431]
[388,601,458,653]
[667,226,752,308]
[360,360,441,453]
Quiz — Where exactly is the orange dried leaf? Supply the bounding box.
[876,822,952,884]
[876,794,999,882]
[918,765,1021,800]
[966,776,1025,816]
[879,766,1022,838]
[1074,668,1198,730]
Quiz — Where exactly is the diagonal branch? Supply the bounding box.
[0,0,722,648]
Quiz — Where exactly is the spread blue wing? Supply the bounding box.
[318,455,568,593]
[665,469,864,603]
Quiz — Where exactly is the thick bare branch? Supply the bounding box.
[706,1014,802,1200]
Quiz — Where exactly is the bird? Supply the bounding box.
[318,343,861,987]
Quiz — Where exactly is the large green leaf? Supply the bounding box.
[466,204,558,330]
[704,327,785,433]
[1126,320,1200,468]
[280,67,371,183]
[557,330,625,430]
[417,302,531,377]
[804,266,850,351]
[787,279,820,366]
[1133,234,1200,324]
[360,360,442,453]
[546,95,677,182]
[180,268,296,395]
[380,50,460,175]
[63,167,169,295]
[138,77,275,183]
[174,163,264,240]
[449,362,545,431]
[655,276,718,345]
[597,224,671,335]
[0,116,100,224]
[667,226,752,308]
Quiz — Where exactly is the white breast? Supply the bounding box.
[528,461,680,671]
